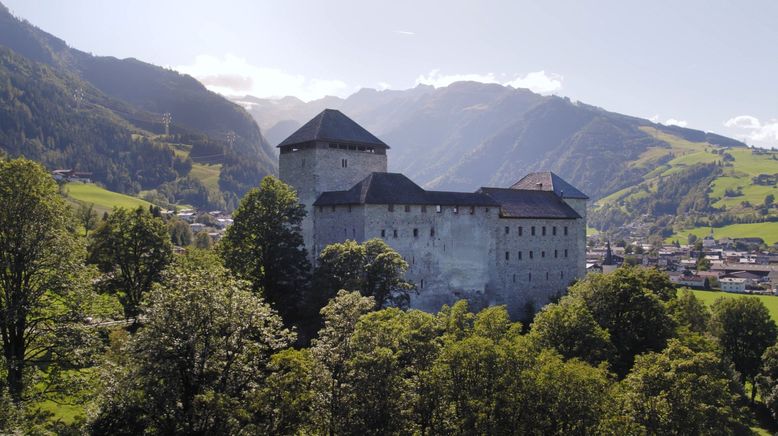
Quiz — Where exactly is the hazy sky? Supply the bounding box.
[5,0,778,147]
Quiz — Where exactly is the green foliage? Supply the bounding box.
[77,203,98,236]
[757,344,778,422]
[88,207,172,319]
[609,340,748,434]
[167,219,192,247]
[711,297,778,398]
[667,289,711,333]
[219,176,309,323]
[87,251,294,434]
[0,158,100,408]
[529,296,614,365]
[315,238,414,310]
[569,267,676,377]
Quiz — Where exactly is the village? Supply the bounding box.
[587,230,778,295]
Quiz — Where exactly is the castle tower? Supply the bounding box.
[277,109,389,257]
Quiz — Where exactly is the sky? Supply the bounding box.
[5,0,778,147]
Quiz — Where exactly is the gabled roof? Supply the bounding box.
[510,172,589,199]
[478,188,582,219]
[314,173,498,207]
[278,109,389,148]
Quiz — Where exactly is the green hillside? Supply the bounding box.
[691,289,778,322]
[592,128,778,243]
[64,182,153,215]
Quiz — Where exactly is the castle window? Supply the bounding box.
[412,256,415,265]
[381,229,386,238]
[352,228,355,237]
[505,226,510,235]
[393,229,398,238]
[330,143,337,148]
[564,226,568,236]
[518,226,523,236]
[542,226,546,236]
[530,251,534,259]
[469,206,475,214]
[421,205,427,213]
[553,226,557,236]
[485,208,490,213]
[546,272,549,280]
[561,271,564,279]
[341,159,348,168]
[405,205,411,212]
[436,205,442,213]
[453,206,459,214]
[388,204,394,212]
[518,251,522,260]
[505,251,510,261]
[430,227,435,237]
[420,279,424,289]
[513,274,516,283]
[542,251,545,258]
[554,249,558,258]
[531,226,536,236]
[565,249,568,257]
[413,228,419,237]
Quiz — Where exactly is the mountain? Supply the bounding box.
[237,82,745,200]
[0,2,276,205]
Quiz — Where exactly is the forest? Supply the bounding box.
[2,156,778,435]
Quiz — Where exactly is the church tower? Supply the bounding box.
[278,109,389,257]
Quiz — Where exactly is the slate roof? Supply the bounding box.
[478,188,582,219]
[278,109,389,148]
[510,172,589,199]
[314,173,498,207]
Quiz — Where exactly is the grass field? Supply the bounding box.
[668,222,778,245]
[64,182,152,215]
[690,289,778,322]
[189,162,222,192]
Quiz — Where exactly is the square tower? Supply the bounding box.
[278,109,389,257]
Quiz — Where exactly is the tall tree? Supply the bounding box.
[78,202,99,236]
[0,158,91,403]
[710,296,777,401]
[757,343,778,421]
[220,176,309,322]
[88,207,172,319]
[314,238,414,309]
[88,251,294,434]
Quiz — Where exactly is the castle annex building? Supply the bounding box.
[279,109,588,317]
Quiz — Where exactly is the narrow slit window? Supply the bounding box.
[554,249,558,258]
[469,206,475,214]
[542,226,546,236]
[530,251,534,259]
[565,249,568,257]
[564,226,568,236]
[505,251,510,261]
[381,229,386,238]
[430,227,435,237]
[518,226,523,236]
[505,226,510,235]
[542,251,545,258]
[553,226,557,236]
[393,229,398,238]
[518,251,522,260]
[531,226,536,236]
[413,228,419,237]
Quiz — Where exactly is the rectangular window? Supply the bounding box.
[542,226,546,236]
[541,251,545,258]
[405,205,411,212]
[430,227,435,237]
[388,204,394,212]
[381,229,386,238]
[561,271,564,279]
[505,226,510,235]
[553,226,557,236]
[554,249,558,258]
[518,226,523,236]
[505,251,510,261]
[470,206,475,214]
[453,206,459,214]
[436,205,442,213]
[564,226,568,236]
[531,226,536,236]
[530,251,534,259]
[341,159,348,168]
[546,272,549,280]
[421,205,427,213]
[393,229,398,238]
[413,228,419,237]
[565,249,568,257]
[518,251,522,260]
[513,274,516,283]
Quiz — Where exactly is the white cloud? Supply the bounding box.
[377,81,392,90]
[724,115,778,144]
[174,54,351,101]
[415,69,563,94]
[649,115,660,123]
[665,118,688,127]
[394,30,415,36]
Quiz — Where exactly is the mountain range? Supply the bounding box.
[235,84,745,201]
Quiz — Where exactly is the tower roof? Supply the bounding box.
[277,109,389,148]
[510,171,589,199]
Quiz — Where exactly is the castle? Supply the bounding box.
[279,109,588,317]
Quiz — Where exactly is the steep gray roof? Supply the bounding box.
[278,109,389,148]
[478,188,582,219]
[314,173,498,207]
[510,172,589,199]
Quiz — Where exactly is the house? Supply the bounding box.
[720,277,747,293]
